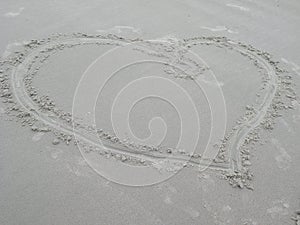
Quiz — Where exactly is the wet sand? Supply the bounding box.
[0,0,299,224]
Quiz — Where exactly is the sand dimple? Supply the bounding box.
[0,33,296,188]
[200,25,238,34]
[267,200,290,219]
[31,132,45,142]
[271,138,292,170]
[182,206,200,218]
[226,3,250,12]
[3,7,24,18]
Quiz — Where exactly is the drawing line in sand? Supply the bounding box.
[0,33,296,187]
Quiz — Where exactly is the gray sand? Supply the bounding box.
[0,0,299,224]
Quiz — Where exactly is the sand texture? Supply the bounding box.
[0,0,299,224]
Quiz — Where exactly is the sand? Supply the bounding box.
[0,0,299,224]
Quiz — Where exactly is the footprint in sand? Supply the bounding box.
[267,200,289,219]
[32,132,45,142]
[181,206,200,218]
[164,195,173,205]
[3,7,24,18]
[271,138,292,170]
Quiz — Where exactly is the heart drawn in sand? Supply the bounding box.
[0,33,295,188]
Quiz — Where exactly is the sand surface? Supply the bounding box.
[0,0,299,224]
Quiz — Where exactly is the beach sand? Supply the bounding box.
[0,0,299,224]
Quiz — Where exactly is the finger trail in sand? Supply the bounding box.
[0,33,296,188]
